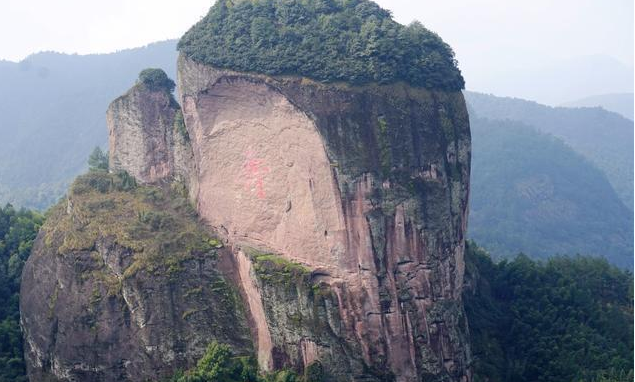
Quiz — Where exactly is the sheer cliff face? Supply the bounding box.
[107,85,194,188]
[178,56,472,381]
[20,55,471,382]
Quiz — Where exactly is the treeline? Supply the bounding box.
[178,0,464,90]
[0,205,44,382]
[464,242,634,382]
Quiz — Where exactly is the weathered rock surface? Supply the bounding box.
[21,50,472,382]
[107,82,194,188]
[20,173,252,381]
[178,55,472,382]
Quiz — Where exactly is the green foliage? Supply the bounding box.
[303,361,325,382]
[45,171,214,281]
[138,68,176,92]
[0,204,44,381]
[166,342,258,382]
[464,241,634,382]
[178,0,464,90]
[166,342,326,382]
[87,146,109,172]
[115,170,137,191]
[251,252,310,287]
[174,109,190,142]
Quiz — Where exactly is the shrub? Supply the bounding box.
[88,146,108,172]
[138,68,176,92]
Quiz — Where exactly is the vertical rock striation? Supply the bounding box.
[21,3,473,380]
[178,55,472,382]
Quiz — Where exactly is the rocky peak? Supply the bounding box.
[177,57,472,382]
[107,69,194,187]
[21,2,472,382]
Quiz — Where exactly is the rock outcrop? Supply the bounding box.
[107,77,194,190]
[20,173,252,381]
[177,55,472,382]
[21,2,472,381]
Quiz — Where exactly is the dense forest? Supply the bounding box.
[0,205,43,381]
[464,242,634,382]
[468,115,633,268]
[178,0,464,90]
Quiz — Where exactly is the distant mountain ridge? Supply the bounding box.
[562,92,634,121]
[468,114,633,268]
[465,91,634,211]
[0,40,178,209]
[0,41,631,269]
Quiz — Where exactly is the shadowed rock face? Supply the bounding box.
[178,56,472,382]
[107,84,194,187]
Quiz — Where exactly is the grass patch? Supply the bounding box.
[42,172,220,282]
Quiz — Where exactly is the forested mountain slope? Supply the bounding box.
[0,40,177,209]
[463,242,633,382]
[468,115,633,268]
[465,91,634,210]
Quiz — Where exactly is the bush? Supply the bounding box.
[138,68,176,92]
[173,342,259,382]
[88,146,108,172]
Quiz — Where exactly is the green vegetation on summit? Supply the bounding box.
[464,242,634,382]
[178,0,464,90]
[138,68,176,93]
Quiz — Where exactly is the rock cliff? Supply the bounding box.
[20,173,252,381]
[21,1,472,381]
[107,72,195,191]
[177,56,472,382]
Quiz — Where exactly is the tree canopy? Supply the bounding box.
[178,0,464,90]
[87,146,109,172]
[0,205,44,382]
[138,68,176,92]
[464,242,634,382]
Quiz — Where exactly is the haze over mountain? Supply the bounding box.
[465,91,634,211]
[562,92,634,121]
[0,40,177,209]
[0,42,632,270]
[0,1,631,381]
[466,55,634,106]
[468,114,633,268]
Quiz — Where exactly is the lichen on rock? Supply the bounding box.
[177,55,472,382]
[20,172,252,382]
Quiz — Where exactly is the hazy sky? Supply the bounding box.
[0,0,632,102]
